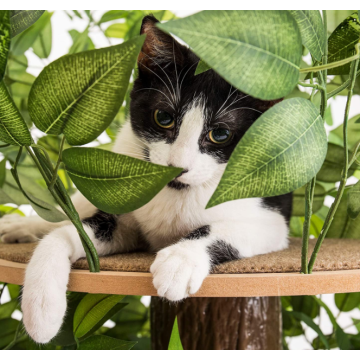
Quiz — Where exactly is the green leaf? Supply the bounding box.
[348,180,360,219]
[168,317,183,350]
[327,196,360,239]
[0,318,19,349]
[62,147,182,214]
[195,59,211,75]
[0,81,32,146]
[292,183,326,216]
[158,10,302,100]
[51,292,86,347]
[316,143,360,182]
[68,29,94,54]
[289,11,325,61]
[10,11,49,56]
[0,11,11,81]
[327,12,360,75]
[291,295,320,319]
[207,98,327,208]
[73,294,125,339]
[290,311,329,349]
[10,10,45,37]
[78,335,136,350]
[335,293,360,312]
[10,168,67,222]
[327,11,355,33]
[0,299,17,319]
[0,158,6,188]
[313,295,351,350]
[331,115,360,151]
[29,35,145,146]
[98,10,129,25]
[32,12,52,58]
[105,23,129,39]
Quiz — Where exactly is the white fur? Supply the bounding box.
[0,103,289,343]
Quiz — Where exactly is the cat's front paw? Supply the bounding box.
[22,281,67,344]
[150,241,210,301]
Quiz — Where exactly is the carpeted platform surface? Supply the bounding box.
[0,238,359,274]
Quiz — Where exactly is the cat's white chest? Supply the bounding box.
[132,186,213,250]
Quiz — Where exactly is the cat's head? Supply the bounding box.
[130,15,279,191]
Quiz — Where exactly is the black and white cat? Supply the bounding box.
[0,16,292,343]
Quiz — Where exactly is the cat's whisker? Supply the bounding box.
[173,40,181,105]
[139,52,177,103]
[221,107,263,118]
[179,62,197,94]
[138,58,176,103]
[216,94,250,118]
[216,86,235,116]
[135,88,175,110]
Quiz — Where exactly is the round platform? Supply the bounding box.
[1,238,360,297]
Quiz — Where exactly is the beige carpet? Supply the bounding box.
[0,238,359,274]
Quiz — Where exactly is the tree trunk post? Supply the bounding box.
[151,296,282,350]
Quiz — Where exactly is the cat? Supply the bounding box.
[0,15,292,343]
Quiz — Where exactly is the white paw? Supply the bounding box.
[21,233,72,343]
[0,214,50,243]
[22,278,68,344]
[150,241,210,301]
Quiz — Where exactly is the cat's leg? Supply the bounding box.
[22,212,139,344]
[150,212,288,301]
[0,192,96,243]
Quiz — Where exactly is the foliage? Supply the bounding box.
[0,9,360,350]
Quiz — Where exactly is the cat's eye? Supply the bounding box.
[209,128,232,144]
[154,109,174,129]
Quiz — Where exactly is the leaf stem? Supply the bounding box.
[298,81,325,91]
[299,42,359,73]
[49,135,65,190]
[25,145,100,272]
[308,57,360,273]
[0,283,7,304]
[327,69,360,99]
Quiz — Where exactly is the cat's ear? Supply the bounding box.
[138,15,184,71]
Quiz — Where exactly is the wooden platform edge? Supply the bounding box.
[1,258,360,297]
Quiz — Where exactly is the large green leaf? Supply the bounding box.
[10,11,49,56]
[32,12,52,58]
[0,11,11,81]
[73,294,125,339]
[98,10,129,25]
[348,180,360,219]
[0,318,19,349]
[292,183,326,216]
[168,317,183,350]
[0,81,32,145]
[62,148,182,214]
[28,36,144,145]
[195,59,211,75]
[327,12,360,75]
[316,143,360,182]
[158,10,302,100]
[207,98,327,208]
[78,335,136,350]
[327,196,360,238]
[289,11,325,61]
[10,11,45,37]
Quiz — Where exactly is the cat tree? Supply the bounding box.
[1,237,360,349]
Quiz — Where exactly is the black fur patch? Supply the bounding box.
[207,240,240,266]
[83,210,118,242]
[167,179,189,190]
[184,225,210,240]
[262,193,293,224]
